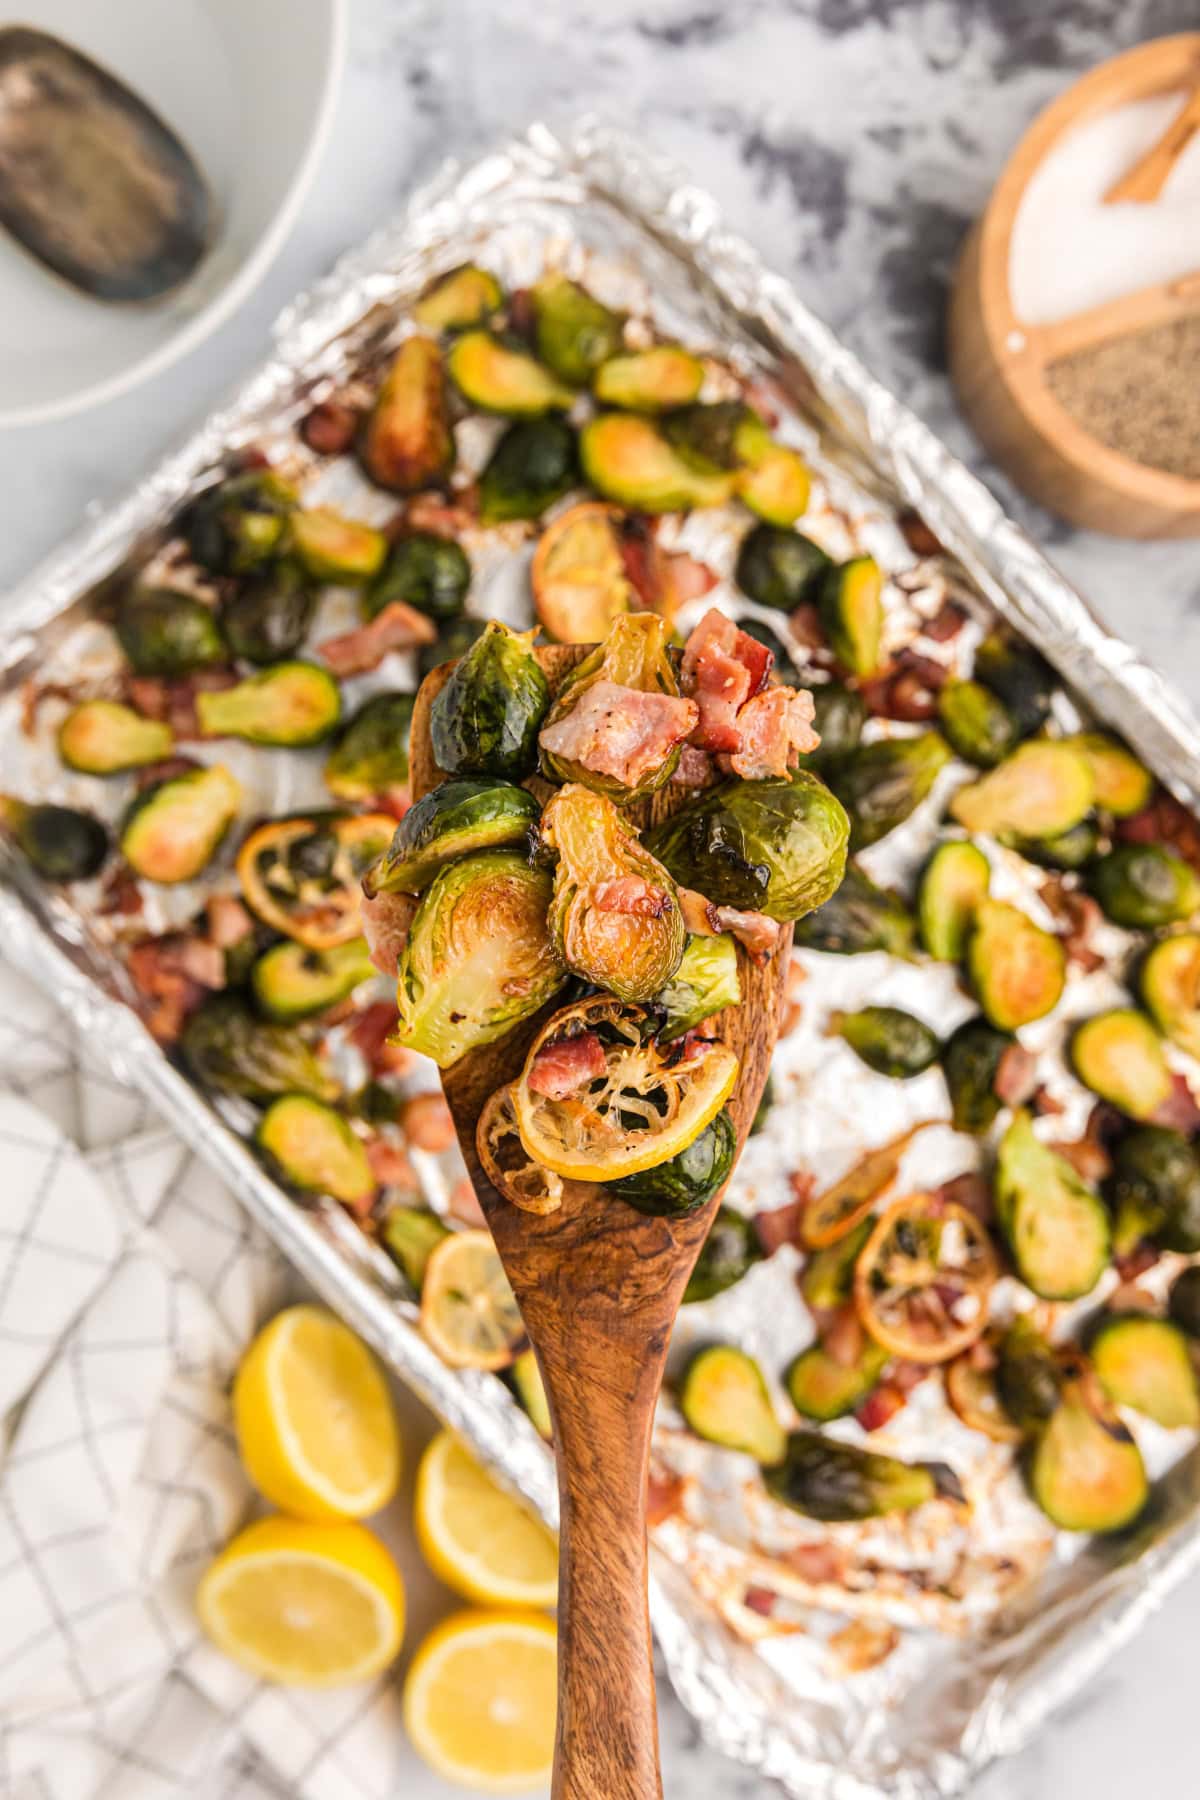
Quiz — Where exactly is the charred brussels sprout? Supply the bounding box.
[786,1337,887,1423]
[684,1206,763,1302]
[1169,1266,1200,1337]
[256,1094,374,1206]
[539,612,686,802]
[995,1317,1062,1433]
[219,563,316,666]
[1089,1314,1200,1429]
[950,740,1094,839]
[429,621,549,778]
[611,1111,736,1217]
[183,469,296,575]
[289,508,387,586]
[995,1110,1110,1300]
[1105,1126,1200,1256]
[479,417,579,524]
[365,778,539,896]
[940,1016,1013,1135]
[510,1349,553,1440]
[825,732,950,851]
[655,933,741,1040]
[1068,733,1153,818]
[734,524,832,611]
[818,555,884,677]
[120,764,242,884]
[739,445,812,529]
[1006,819,1100,871]
[380,1204,450,1291]
[1026,1386,1148,1533]
[917,839,990,960]
[800,1219,873,1310]
[419,615,485,680]
[115,586,226,677]
[366,533,470,623]
[765,1433,945,1521]
[680,1344,786,1464]
[580,414,735,513]
[968,898,1065,1030]
[58,700,173,775]
[412,263,503,332]
[648,770,849,923]
[592,345,703,411]
[830,1005,939,1078]
[250,938,376,1023]
[1070,1009,1171,1120]
[531,503,631,645]
[804,683,865,764]
[542,785,685,1003]
[662,400,767,471]
[180,992,337,1101]
[973,631,1055,739]
[448,330,575,414]
[394,850,566,1067]
[323,693,414,803]
[196,662,341,747]
[1088,843,1200,929]
[531,274,623,386]
[1141,932,1200,1058]
[792,862,916,957]
[936,679,1016,768]
[0,798,108,882]
[359,336,455,493]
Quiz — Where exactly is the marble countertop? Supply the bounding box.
[2,1,1198,1794]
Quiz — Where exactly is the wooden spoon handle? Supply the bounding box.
[1104,83,1200,205]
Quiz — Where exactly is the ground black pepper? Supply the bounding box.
[1045,315,1200,479]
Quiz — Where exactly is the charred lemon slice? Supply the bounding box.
[854,1192,997,1365]
[420,1230,527,1371]
[945,1351,1023,1444]
[530,502,631,644]
[477,1084,565,1215]
[800,1125,928,1250]
[237,812,395,949]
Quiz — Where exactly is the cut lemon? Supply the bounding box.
[419,1230,526,1370]
[197,1515,404,1687]
[416,1431,557,1608]
[855,1192,998,1365]
[233,1305,400,1521]
[403,1609,557,1792]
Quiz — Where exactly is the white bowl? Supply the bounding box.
[0,0,346,427]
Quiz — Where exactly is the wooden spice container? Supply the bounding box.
[949,34,1200,538]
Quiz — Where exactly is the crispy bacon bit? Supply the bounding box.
[646,1464,686,1528]
[781,1540,846,1585]
[507,287,535,337]
[681,608,770,753]
[923,599,968,643]
[366,1136,417,1193]
[933,1170,993,1224]
[860,651,946,723]
[206,894,253,948]
[729,686,819,779]
[1114,1241,1161,1284]
[827,1618,900,1676]
[742,1586,777,1619]
[743,377,784,430]
[592,876,671,917]
[618,524,718,621]
[134,754,201,791]
[671,744,717,788]
[96,864,144,918]
[301,398,360,456]
[714,905,781,962]
[754,1181,811,1256]
[527,1030,607,1100]
[348,999,414,1075]
[319,601,437,677]
[127,676,171,721]
[447,1176,487,1227]
[1030,1085,1066,1117]
[127,932,224,1043]
[788,602,825,652]
[405,492,479,537]
[126,671,238,741]
[1152,1073,1200,1135]
[994,1043,1040,1108]
[1040,878,1105,973]
[400,1092,457,1153]
[361,889,418,978]
[824,1303,866,1369]
[538,680,698,788]
[1117,789,1200,872]
[1049,1133,1112,1184]
[679,886,720,937]
[897,509,943,557]
[855,1383,906,1432]
[375,786,412,822]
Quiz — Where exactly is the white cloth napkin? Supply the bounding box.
[0,959,410,1800]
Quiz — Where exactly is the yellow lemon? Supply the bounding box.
[416,1430,557,1609]
[419,1231,526,1371]
[402,1609,557,1792]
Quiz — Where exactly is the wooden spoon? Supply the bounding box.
[1104,83,1200,204]
[410,644,791,1800]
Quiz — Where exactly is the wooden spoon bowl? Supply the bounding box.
[410,645,791,1800]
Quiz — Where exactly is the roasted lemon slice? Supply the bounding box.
[855,1192,997,1365]
[420,1229,527,1370]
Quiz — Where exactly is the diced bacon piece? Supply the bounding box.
[933,1170,993,1224]
[679,886,721,936]
[527,1030,607,1101]
[366,1137,416,1192]
[729,686,819,779]
[361,889,418,978]
[742,1587,777,1619]
[898,509,943,557]
[206,894,253,948]
[538,680,698,789]
[1114,1241,1161,1284]
[672,744,717,788]
[127,934,218,1043]
[1152,1074,1200,1135]
[319,601,437,677]
[856,1383,907,1432]
[823,1303,866,1369]
[127,676,171,721]
[447,1177,487,1227]
[592,876,672,918]
[134,754,202,792]
[97,865,143,918]
[713,905,780,962]
[924,600,967,642]
[994,1043,1039,1108]
[681,607,772,753]
[754,1186,809,1255]
[781,1541,846,1585]
[404,492,479,537]
[646,1464,685,1528]
[348,999,414,1075]
[301,399,360,456]
[400,1092,457,1153]
[177,938,227,989]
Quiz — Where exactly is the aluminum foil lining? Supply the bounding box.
[4,120,1200,1799]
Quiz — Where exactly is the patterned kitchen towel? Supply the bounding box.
[0,958,409,1800]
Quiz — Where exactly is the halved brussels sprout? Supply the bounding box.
[323,693,414,804]
[530,503,631,644]
[542,784,685,1003]
[739,447,812,529]
[219,564,316,666]
[940,1015,1013,1135]
[1006,819,1100,871]
[800,1219,873,1310]
[180,992,337,1101]
[120,764,243,884]
[786,1337,887,1423]
[412,263,503,332]
[58,700,173,775]
[680,1344,786,1464]
[510,1347,553,1440]
[478,417,580,524]
[818,555,884,677]
[765,1432,945,1521]
[448,330,575,414]
[648,769,850,922]
[950,740,1094,839]
[804,683,865,763]
[116,586,226,677]
[0,797,108,882]
[256,1094,374,1206]
[539,612,686,802]
[946,1355,1024,1444]
[1089,843,1200,929]
[251,937,376,1023]
[1169,1266,1200,1337]
[967,898,1065,1030]
[1070,1009,1172,1120]
[365,778,539,896]
[592,346,704,411]
[825,732,951,851]
[429,620,549,779]
[684,1205,763,1302]
[995,1316,1062,1433]
[655,933,741,1039]
[936,679,1016,768]
[1106,1126,1200,1257]
[183,469,296,575]
[531,274,623,386]
[394,850,565,1067]
[973,630,1055,739]
[917,839,990,960]
[366,533,470,623]
[380,1204,450,1292]
[237,813,394,948]
[360,336,455,492]
[1026,1385,1148,1533]
[662,400,767,471]
[735,524,832,611]
[1089,1314,1200,1429]
[579,414,735,512]
[196,662,341,747]
[995,1110,1110,1300]
[289,507,387,586]
[830,1005,939,1078]
[1068,733,1153,818]
[792,861,916,957]
[610,1110,736,1217]
[1141,932,1200,1058]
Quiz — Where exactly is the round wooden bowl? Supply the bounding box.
[948,34,1200,538]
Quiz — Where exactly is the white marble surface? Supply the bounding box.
[2,2,1199,1795]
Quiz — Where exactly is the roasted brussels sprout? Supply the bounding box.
[1105,1125,1200,1255]
[609,1110,736,1216]
[539,612,686,802]
[994,1110,1110,1300]
[360,336,455,493]
[418,615,485,680]
[818,555,884,677]
[219,563,317,666]
[1088,843,1200,929]
[1026,1386,1148,1533]
[1068,732,1153,818]
[655,933,741,1040]
[180,992,337,1101]
[735,524,833,611]
[680,1344,786,1464]
[1141,932,1200,1059]
[1006,818,1101,871]
[579,414,735,512]
[995,1316,1062,1432]
[936,679,1016,768]
[250,937,376,1023]
[530,503,631,644]
[792,861,916,956]
[662,400,767,471]
[0,797,108,882]
[825,732,950,852]
[289,507,387,586]
[648,770,850,922]
[739,446,812,529]
[940,1016,1013,1135]
[256,1094,374,1206]
[237,813,394,948]
[1089,1314,1200,1429]
[510,1348,553,1440]
[448,329,575,413]
[542,784,685,1003]
[183,469,296,575]
[196,662,341,747]
[765,1433,946,1521]
[1169,1266,1200,1337]
[380,1204,450,1291]
[803,682,865,765]
[531,274,623,386]
[967,898,1065,1030]
[120,764,242,884]
[1070,1009,1171,1121]
[917,839,990,960]
[394,850,565,1066]
[786,1336,887,1423]
[684,1206,763,1303]
[412,263,503,331]
[365,778,539,896]
[799,1219,873,1310]
[323,693,414,803]
[478,417,580,524]
[429,621,549,779]
[950,740,1094,839]
[58,700,173,775]
[973,630,1055,739]
[592,345,704,412]
[830,1004,939,1078]
[115,586,226,677]
[365,533,470,624]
